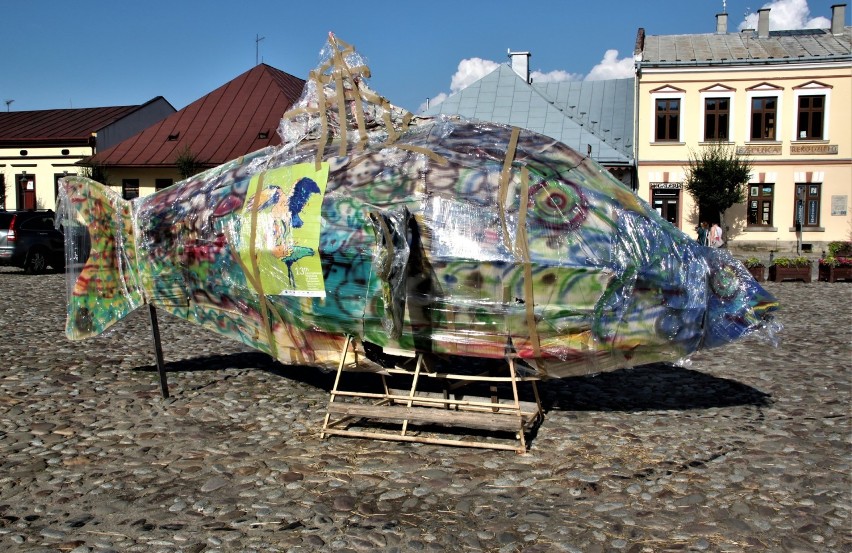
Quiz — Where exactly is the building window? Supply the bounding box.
[747,184,774,227]
[155,178,173,191]
[704,98,729,141]
[794,184,821,228]
[750,97,777,140]
[655,99,680,141]
[797,95,824,140]
[122,179,139,200]
[0,175,5,209]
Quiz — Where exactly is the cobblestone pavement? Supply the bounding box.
[0,267,849,553]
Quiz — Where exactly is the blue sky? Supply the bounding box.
[2,0,845,115]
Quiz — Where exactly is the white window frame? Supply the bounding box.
[700,86,736,143]
[649,87,686,144]
[746,85,783,142]
[792,82,831,141]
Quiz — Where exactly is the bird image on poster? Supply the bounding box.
[236,165,328,297]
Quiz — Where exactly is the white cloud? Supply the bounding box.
[738,0,831,30]
[418,92,447,113]
[585,49,635,80]
[422,48,632,112]
[422,0,834,114]
[531,69,582,83]
[422,57,499,112]
[449,57,500,92]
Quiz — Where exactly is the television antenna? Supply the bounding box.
[4,99,13,112]
[255,34,265,65]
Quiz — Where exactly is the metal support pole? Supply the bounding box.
[147,304,169,399]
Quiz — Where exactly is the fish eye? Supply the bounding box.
[710,264,740,300]
[528,179,588,230]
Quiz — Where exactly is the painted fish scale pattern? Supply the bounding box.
[58,35,777,378]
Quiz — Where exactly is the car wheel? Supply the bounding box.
[24,249,48,274]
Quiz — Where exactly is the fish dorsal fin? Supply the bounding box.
[279,33,414,166]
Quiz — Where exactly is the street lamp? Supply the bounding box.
[19,172,30,211]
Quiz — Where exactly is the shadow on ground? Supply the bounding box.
[133,352,771,413]
[539,364,771,411]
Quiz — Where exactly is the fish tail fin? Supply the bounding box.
[57,176,143,340]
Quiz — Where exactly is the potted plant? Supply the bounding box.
[769,256,812,282]
[742,257,765,282]
[818,241,852,282]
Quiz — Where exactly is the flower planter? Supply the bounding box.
[818,264,852,283]
[746,265,765,282]
[769,265,811,283]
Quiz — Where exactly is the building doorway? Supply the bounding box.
[651,187,680,227]
[17,173,36,210]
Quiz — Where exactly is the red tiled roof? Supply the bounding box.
[0,104,145,146]
[89,64,306,168]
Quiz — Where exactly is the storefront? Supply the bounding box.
[650,182,682,227]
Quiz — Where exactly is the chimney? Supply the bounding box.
[508,50,531,83]
[758,8,770,38]
[716,12,728,33]
[831,4,846,35]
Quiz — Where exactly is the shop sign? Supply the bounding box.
[649,182,683,189]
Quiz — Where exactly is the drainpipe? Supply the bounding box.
[632,74,640,193]
[632,29,644,193]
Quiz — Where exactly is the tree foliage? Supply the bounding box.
[175,145,204,180]
[684,142,751,220]
[82,162,111,185]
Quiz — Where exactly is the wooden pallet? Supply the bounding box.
[319,336,544,453]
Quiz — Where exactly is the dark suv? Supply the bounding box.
[0,210,65,274]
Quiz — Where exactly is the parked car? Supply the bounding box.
[0,210,65,274]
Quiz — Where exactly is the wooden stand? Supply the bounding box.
[320,336,544,453]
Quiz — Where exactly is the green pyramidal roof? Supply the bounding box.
[420,64,634,166]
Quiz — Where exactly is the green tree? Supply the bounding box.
[82,162,111,185]
[174,145,204,180]
[684,142,752,231]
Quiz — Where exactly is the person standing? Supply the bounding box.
[710,222,723,248]
[696,221,709,246]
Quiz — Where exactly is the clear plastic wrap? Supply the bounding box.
[56,34,779,378]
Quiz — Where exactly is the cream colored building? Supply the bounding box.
[0,143,90,211]
[634,4,851,255]
[0,98,175,211]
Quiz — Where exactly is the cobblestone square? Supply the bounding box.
[0,267,849,552]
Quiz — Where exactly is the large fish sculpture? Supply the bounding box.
[58,35,778,378]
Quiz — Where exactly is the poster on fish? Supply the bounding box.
[238,162,329,297]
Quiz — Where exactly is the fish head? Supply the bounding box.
[701,247,779,348]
